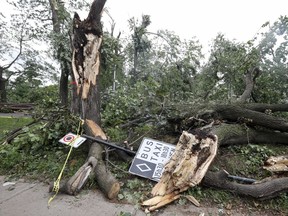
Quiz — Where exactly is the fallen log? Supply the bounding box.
[203,170,288,200]
[0,103,35,111]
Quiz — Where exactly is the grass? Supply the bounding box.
[0,116,33,141]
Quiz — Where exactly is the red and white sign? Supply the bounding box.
[59,133,87,148]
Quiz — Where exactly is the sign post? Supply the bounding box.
[129,137,176,182]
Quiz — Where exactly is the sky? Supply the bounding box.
[102,0,288,50]
[1,0,287,54]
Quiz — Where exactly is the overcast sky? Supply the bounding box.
[1,0,287,51]
[102,0,288,49]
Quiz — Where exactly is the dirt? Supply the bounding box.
[0,175,281,216]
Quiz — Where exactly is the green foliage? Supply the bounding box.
[253,16,288,103]
[100,31,125,91]
[0,105,84,179]
[150,30,203,101]
[221,144,275,179]
[8,81,58,105]
[196,34,258,102]
[102,78,161,127]
[126,15,152,84]
[118,212,132,216]
[106,127,127,142]
[117,178,153,204]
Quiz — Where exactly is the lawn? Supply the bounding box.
[0,116,33,140]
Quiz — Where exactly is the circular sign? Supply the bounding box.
[63,134,76,143]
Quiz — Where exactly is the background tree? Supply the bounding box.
[195,34,259,102]
[255,16,288,103]
[126,15,152,84]
[1,0,90,105]
[0,11,27,102]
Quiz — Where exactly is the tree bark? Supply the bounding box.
[48,0,70,106]
[242,103,288,112]
[214,104,288,132]
[212,123,288,146]
[55,0,120,199]
[237,67,260,103]
[203,170,288,200]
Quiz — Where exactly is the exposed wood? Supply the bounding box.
[263,155,288,172]
[184,195,200,207]
[50,157,97,195]
[152,131,218,196]
[143,131,218,211]
[156,102,288,203]
[146,193,181,212]
[71,0,105,100]
[85,119,107,140]
[57,0,120,200]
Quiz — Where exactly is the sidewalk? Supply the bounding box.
[0,176,145,216]
[0,176,265,216]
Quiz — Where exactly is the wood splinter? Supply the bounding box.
[142,131,218,211]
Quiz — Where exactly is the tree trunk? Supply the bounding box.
[0,70,7,102]
[203,170,288,200]
[214,104,288,132]
[59,61,69,106]
[49,0,70,106]
[237,67,260,103]
[55,0,120,199]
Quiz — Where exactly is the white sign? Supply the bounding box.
[59,133,87,148]
[129,137,176,181]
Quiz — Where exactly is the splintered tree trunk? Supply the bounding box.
[56,0,120,199]
[143,131,218,212]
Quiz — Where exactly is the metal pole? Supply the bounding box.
[82,134,136,155]
[227,175,256,184]
[83,134,257,184]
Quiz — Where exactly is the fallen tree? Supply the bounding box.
[1,0,287,212]
[52,0,288,205]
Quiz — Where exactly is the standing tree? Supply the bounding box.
[127,15,152,84]
[0,14,26,102]
[53,0,120,199]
